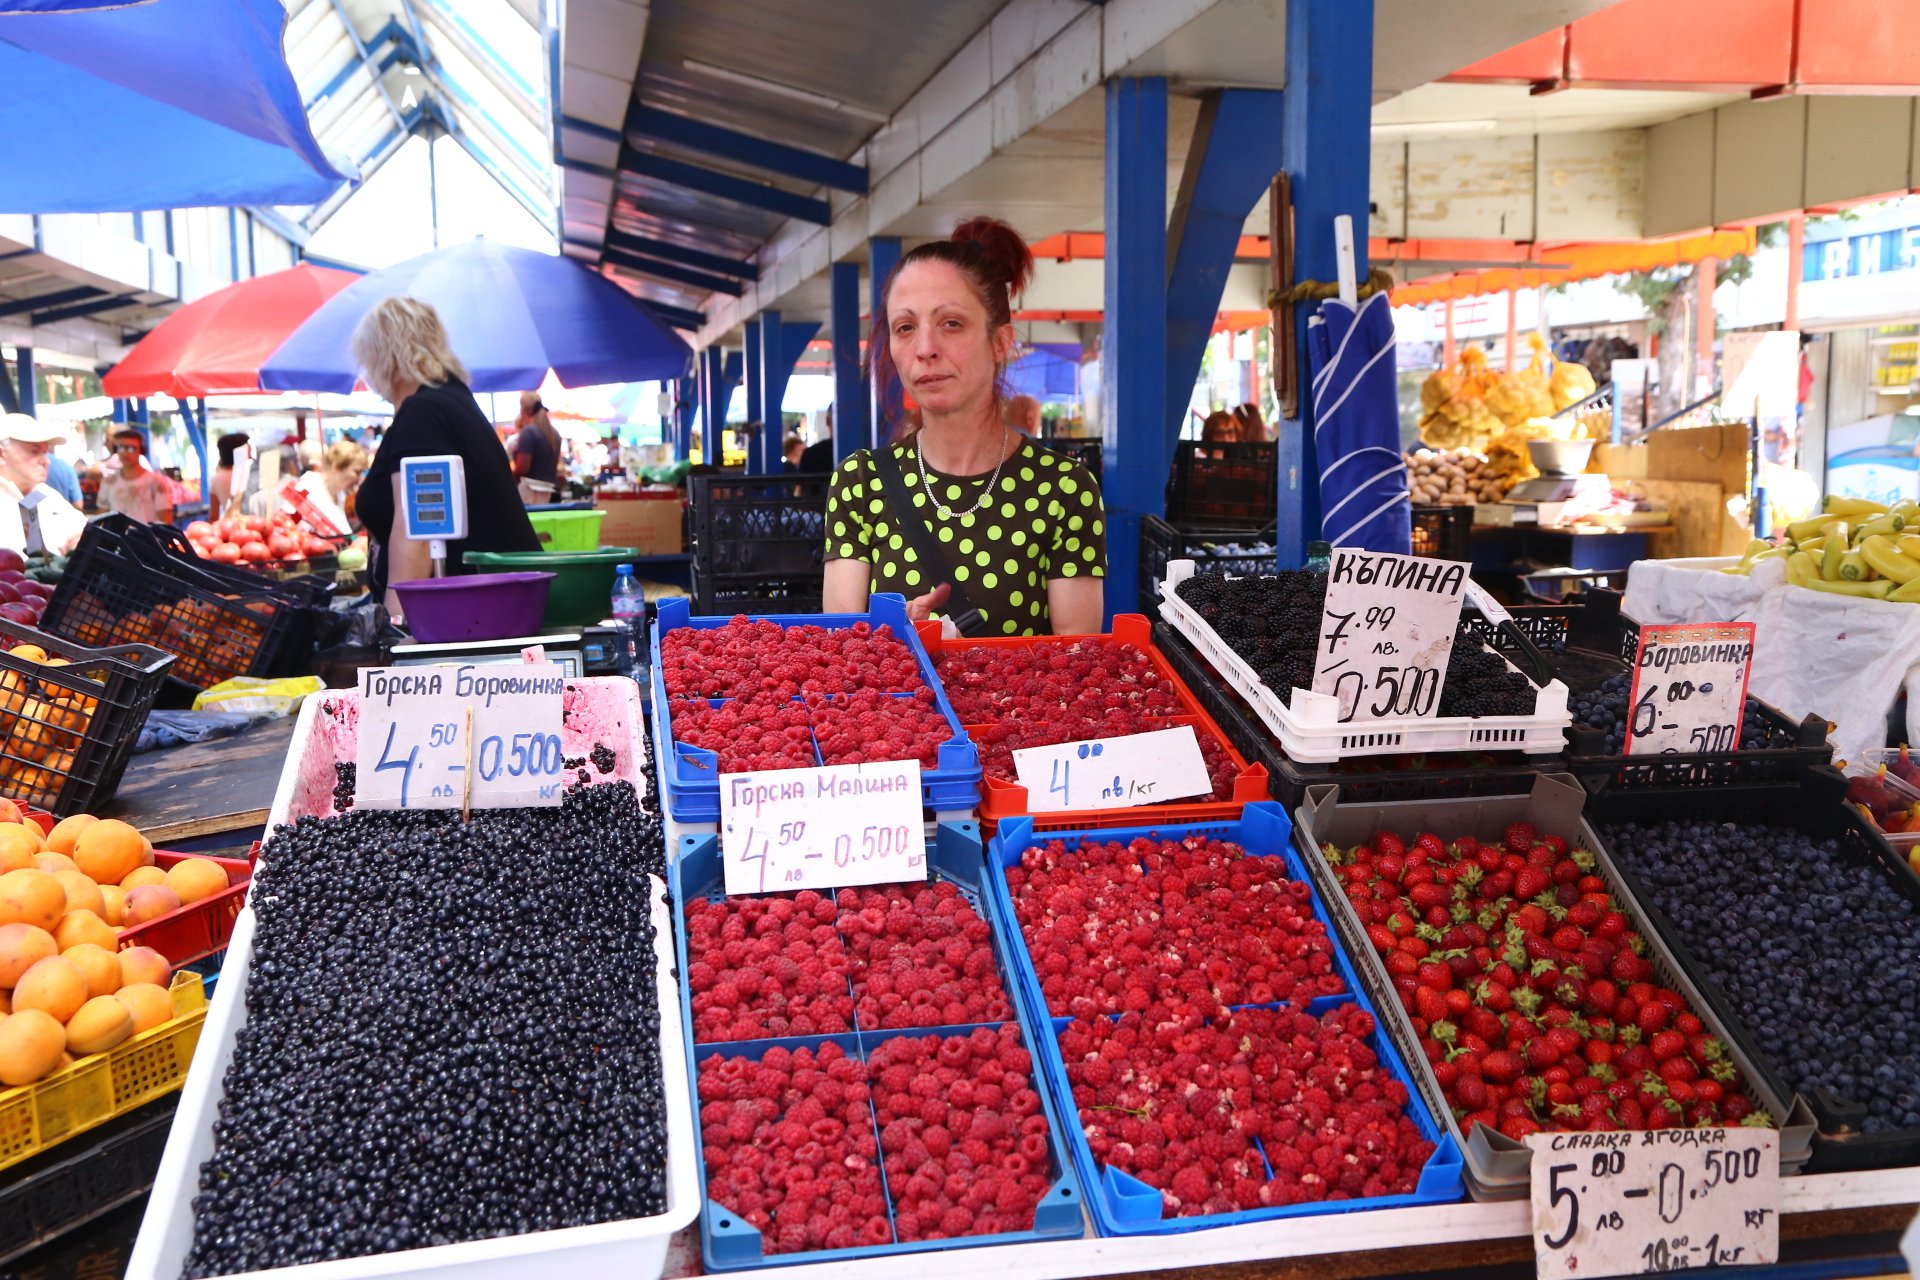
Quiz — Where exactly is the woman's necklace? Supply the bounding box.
[916,428,1014,519]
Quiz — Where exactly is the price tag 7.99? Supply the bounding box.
[720,761,925,895]
[1310,550,1470,722]
[1527,1129,1779,1280]
[1624,622,1756,756]
[355,664,568,810]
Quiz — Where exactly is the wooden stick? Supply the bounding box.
[461,706,475,823]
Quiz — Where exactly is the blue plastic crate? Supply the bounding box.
[985,803,1464,1234]
[672,822,1087,1270]
[650,594,981,824]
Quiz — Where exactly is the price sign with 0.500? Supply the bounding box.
[1310,550,1470,723]
[1624,622,1756,757]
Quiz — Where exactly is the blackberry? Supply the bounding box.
[183,781,670,1276]
[1571,673,1781,755]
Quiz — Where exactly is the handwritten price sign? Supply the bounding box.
[354,664,568,810]
[1527,1129,1779,1280]
[1011,725,1212,814]
[719,762,925,895]
[1310,550,1470,722]
[1624,622,1756,756]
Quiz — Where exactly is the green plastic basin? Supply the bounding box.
[526,508,606,551]
[464,546,641,627]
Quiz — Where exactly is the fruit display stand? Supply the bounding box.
[0,1091,179,1265]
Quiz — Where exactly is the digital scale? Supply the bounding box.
[400,454,467,576]
[1504,472,1612,505]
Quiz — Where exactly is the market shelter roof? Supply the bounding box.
[1384,228,1758,306]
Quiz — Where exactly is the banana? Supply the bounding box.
[1822,524,1848,580]
[1893,499,1920,524]
[1803,578,1895,599]
[1839,551,1872,581]
[1857,512,1906,540]
[1826,495,1890,519]
[1861,535,1920,583]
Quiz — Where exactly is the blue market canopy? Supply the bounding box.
[0,0,350,211]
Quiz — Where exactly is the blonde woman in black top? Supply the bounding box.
[821,219,1106,636]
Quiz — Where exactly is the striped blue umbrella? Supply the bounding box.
[1309,291,1412,553]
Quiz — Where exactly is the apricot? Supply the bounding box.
[0,923,57,987]
[0,799,21,824]
[0,823,41,870]
[65,944,122,998]
[98,884,126,927]
[44,813,97,857]
[73,819,148,887]
[0,1008,66,1085]
[119,867,166,891]
[11,955,86,1023]
[32,852,76,874]
[163,858,228,905]
[65,994,133,1055]
[53,909,116,953]
[117,947,168,989]
[115,983,172,1034]
[122,886,180,927]
[52,869,104,920]
[0,869,65,932]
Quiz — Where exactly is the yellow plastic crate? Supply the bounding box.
[0,970,206,1172]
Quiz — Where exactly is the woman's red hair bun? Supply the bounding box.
[950,216,1034,301]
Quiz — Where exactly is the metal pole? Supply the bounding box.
[428,131,441,250]
[830,261,868,464]
[757,310,783,475]
[743,320,763,471]
[1785,213,1804,332]
[868,237,902,447]
[15,346,34,416]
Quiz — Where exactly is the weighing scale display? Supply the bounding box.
[401,455,467,541]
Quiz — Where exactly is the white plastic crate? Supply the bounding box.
[1160,560,1570,764]
[127,679,697,1280]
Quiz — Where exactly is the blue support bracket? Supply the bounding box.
[743,320,764,468]
[620,152,831,225]
[674,373,697,461]
[30,294,140,327]
[1277,0,1375,566]
[868,236,901,447]
[624,106,868,195]
[14,348,35,416]
[829,261,868,465]
[1100,77,1169,620]
[603,246,745,297]
[752,312,821,473]
[605,230,757,281]
[641,299,708,333]
[183,397,210,504]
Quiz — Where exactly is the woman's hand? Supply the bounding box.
[906,581,951,623]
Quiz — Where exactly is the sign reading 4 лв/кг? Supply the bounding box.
[719,762,925,896]
[1624,622,1756,756]
[354,664,568,810]
[1310,549,1470,722]
[1526,1128,1779,1280]
[1010,725,1212,814]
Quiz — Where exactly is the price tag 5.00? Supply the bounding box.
[1527,1129,1779,1280]
[355,664,568,810]
[1624,622,1757,756]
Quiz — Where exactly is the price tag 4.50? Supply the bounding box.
[355,663,568,810]
[719,761,925,896]
[1010,725,1211,814]
[1310,549,1470,723]
[1527,1129,1779,1280]
[1624,622,1756,756]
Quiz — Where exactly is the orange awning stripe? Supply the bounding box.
[1386,228,1757,306]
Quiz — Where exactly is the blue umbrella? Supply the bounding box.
[1309,291,1411,554]
[259,240,694,393]
[0,0,348,212]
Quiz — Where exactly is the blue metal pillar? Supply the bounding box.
[700,347,725,461]
[111,399,127,425]
[673,373,697,461]
[868,237,901,446]
[743,320,763,471]
[133,398,152,455]
[830,261,868,464]
[14,347,34,415]
[762,314,821,472]
[1100,77,1169,620]
[1277,0,1375,565]
[0,366,17,416]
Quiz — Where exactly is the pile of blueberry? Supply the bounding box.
[1596,818,1920,1133]
[1572,673,1784,755]
[183,780,670,1276]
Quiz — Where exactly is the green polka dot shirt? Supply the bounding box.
[824,438,1108,636]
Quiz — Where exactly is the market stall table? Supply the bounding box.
[98,715,296,847]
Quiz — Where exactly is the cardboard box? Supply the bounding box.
[597,492,683,553]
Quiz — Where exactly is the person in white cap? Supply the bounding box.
[0,412,87,556]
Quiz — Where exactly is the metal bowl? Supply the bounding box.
[1527,438,1596,476]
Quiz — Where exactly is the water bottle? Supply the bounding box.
[610,563,645,675]
[1306,540,1333,573]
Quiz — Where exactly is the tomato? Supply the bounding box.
[185,520,215,540]
[211,542,243,564]
[267,533,299,560]
[240,542,270,563]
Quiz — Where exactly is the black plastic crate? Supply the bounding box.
[689,569,824,617]
[1153,622,1548,812]
[0,615,176,816]
[689,472,830,576]
[1137,515,1277,621]
[1166,441,1278,527]
[0,1092,178,1264]
[1410,504,1471,561]
[1584,768,1920,1172]
[1041,438,1102,480]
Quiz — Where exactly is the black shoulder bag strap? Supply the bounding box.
[871,447,989,636]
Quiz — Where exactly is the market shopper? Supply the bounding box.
[350,296,539,621]
[822,218,1105,635]
[295,439,367,535]
[209,432,251,521]
[98,427,175,525]
[1005,393,1042,436]
[509,390,562,505]
[0,412,87,555]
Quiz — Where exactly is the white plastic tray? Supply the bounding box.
[1160,560,1570,764]
[127,679,696,1280]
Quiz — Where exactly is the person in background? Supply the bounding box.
[209,432,250,521]
[509,390,562,505]
[44,445,82,507]
[1004,393,1042,437]
[296,439,367,535]
[0,413,87,554]
[1234,402,1271,442]
[799,408,836,472]
[782,434,806,472]
[351,296,539,620]
[98,427,175,525]
[1201,409,1239,443]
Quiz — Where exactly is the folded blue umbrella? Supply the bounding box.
[0,0,348,212]
[1309,291,1412,554]
[260,239,696,393]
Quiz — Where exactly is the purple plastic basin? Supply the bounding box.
[392,571,556,643]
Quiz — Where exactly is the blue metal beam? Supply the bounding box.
[638,299,708,332]
[603,246,745,297]
[674,373,697,461]
[619,152,831,225]
[622,106,868,195]
[1101,77,1169,620]
[743,319,763,468]
[1165,90,1286,438]
[0,286,100,318]
[31,294,141,326]
[867,236,901,447]
[605,229,757,281]
[757,312,820,474]
[1278,0,1375,566]
[830,261,867,465]
[699,346,725,459]
[16,349,33,417]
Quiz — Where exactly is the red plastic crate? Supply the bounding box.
[917,614,1268,831]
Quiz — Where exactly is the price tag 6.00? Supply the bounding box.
[355,664,568,810]
[1010,725,1211,814]
[1310,549,1470,723]
[1527,1129,1779,1280]
[1624,622,1756,756]
[720,761,925,896]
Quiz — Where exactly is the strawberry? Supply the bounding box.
[1425,905,1453,929]
[1525,1036,1561,1070]
[1504,822,1537,854]
[1433,1059,1459,1089]
[1463,1007,1504,1042]
[1635,1001,1671,1035]
[1454,1074,1490,1111]
[1526,843,1558,868]
[1675,1012,1703,1037]
[1445,988,1472,1016]
[1502,853,1528,875]
[1542,834,1569,857]
[1500,1115,1541,1140]
[1513,904,1550,936]
[1594,910,1629,940]
[1417,961,1453,991]
[1414,985,1449,1024]
[1551,925,1587,954]
[1475,979,1514,1014]
[1551,858,1583,884]
[1546,1027,1584,1061]
[1398,935,1432,959]
[1692,1079,1724,1105]
[1723,1094,1754,1123]
[1385,950,1420,978]
[1648,1030,1687,1062]
[1415,832,1446,858]
[1546,1081,1577,1107]
[1374,832,1406,859]
[1658,1056,1699,1083]
[1366,924,1397,953]
[1584,979,1618,1016]
[1579,1093,1614,1124]
[1475,845,1504,873]
[1481,1050,1523,1083]
[1565,900,1603,931]
[1403,863,1437,888]
[1452,836,1481,860]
